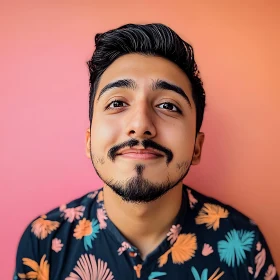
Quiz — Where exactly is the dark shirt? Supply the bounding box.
[15,185,278,280]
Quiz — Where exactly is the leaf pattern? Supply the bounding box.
[264,265,277,280]
[18,254,49,280]
[148,271,167,280]
[97,207,108,229]
[133,264,142,279]
[218,229,255,267]
[117,241,132,255]
[166,224,182,245]
[191,267,224,280]
[65,254,114,280]
[191,266,208,280]
[248,266,253,274]
[60,205,85,223]
[14,187,278,280]
[254,248,266,278]
[195,203,229,231]
[158,234,197,267]
[187,189,198,209]
[87,191,99,199]
[202,243,213,256]
[73,218,92,239]
[84,219,100,251]
[208,267,224,280]
[31,215,60,240]
[52,238,63,253]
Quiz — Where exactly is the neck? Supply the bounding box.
[103,182,183,260]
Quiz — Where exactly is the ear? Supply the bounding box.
[85,128,91,158]
[191,132,205,165]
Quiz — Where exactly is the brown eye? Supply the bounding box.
[105,100,128,110]
[158,102,181,113]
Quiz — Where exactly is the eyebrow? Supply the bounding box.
[97,78,192,108]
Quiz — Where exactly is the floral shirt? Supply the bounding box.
[15,185,278,280]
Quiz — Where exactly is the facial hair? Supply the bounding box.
[89,136,192,203]
[102,163,191,203]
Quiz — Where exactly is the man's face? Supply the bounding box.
[86,53,204,203]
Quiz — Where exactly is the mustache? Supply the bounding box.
[108,139,173,164]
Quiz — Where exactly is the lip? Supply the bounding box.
[119,153,162,160]
[116,148,164,160]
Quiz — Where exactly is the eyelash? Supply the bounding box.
[105,99,182,114]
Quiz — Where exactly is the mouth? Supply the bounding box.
[116,149,164,160]
[118,153,163,160]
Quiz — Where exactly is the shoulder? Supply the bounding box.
[185,185,257,231]
[15,188,104,274]
[17,188,104,248]
[184,186,278,278]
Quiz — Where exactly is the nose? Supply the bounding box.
[126,101,157,139]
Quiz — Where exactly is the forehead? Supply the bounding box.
[96,53,193,100]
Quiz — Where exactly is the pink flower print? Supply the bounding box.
[97,191,104,203]
[87,191,98,199]
[167,224,182,245]
[31,215,60,240]
[248,266,253,274]
[254,248,266,278]
[117,241,132,255]
[97,207,108,229]
[60,205,85,223]
[250,219,257,225]
[52,238,63,253]
[202,243,214,256]
[187,189,198,209]
[264,265,277,280]
[256,241,262,251]
[65,254,114,280]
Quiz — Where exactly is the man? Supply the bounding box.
[15,23,278,280]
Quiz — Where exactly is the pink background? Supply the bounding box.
[1,0,279,278]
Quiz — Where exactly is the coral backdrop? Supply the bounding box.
[1,0,279,278]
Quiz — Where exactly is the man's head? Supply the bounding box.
[86,23,205,203]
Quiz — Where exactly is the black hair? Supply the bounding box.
[87,23,206,134]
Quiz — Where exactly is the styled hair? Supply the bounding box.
[87,23,206,134]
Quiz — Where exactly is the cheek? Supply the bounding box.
[91,118,120,152]
[162,121,195,152]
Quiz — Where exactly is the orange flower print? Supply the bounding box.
[158,233,197,267]
[59,204,85,223]
[202,243,214,256]
[187,189,198,209]
[254,248,266,278]
[18,254,49,280]
[167,224,182,245]
[74,218,93,239]
[191,266,224,280]
[208,267,224,280]
[133,264,142,278]
[195,203,229,231]
[52,238,63,253]
[264,264,277,280]
[31,215,60,240]
[129,251,138,258]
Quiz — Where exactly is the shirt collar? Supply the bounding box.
[97,184,190,262]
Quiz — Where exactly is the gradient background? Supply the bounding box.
[1,0,279,278]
